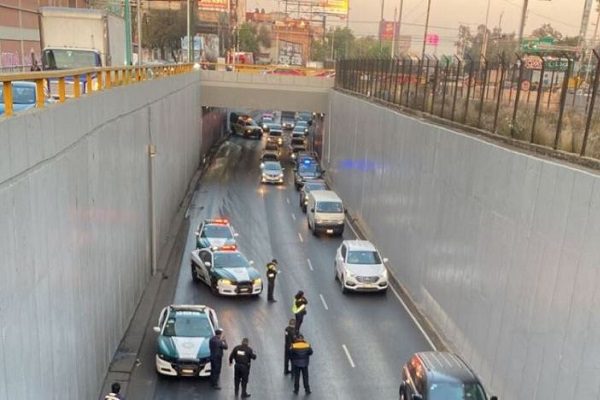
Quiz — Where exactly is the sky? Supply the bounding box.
[245,0,597,55]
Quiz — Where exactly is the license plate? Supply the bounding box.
[240,288,249,293]
[326,229,334,234]
[182,369,194,375]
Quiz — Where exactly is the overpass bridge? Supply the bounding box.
[1,64,599,400]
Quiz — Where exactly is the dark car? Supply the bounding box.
[289,138,307,160]
[233,116,263,139]
[399,352,498,400]
[294,161,324,190]
[295,151,318,168]
[299,179,328,212]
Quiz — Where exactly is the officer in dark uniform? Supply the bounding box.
[284,319,296,375]
[266,259,279,302]
[209,328,228,389]
[229,337,257,398]
[289,335,313,394]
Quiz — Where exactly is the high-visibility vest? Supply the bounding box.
[104,394,120,400]
[292,300,306,314]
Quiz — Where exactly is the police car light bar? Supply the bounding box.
[207,218,229,225]
[215,245,237,251]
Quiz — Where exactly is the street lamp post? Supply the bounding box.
[518,0,529,43]
[421,0,432,60]
[187,0,192,62]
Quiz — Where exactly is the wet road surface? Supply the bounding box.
[127,134,432,400]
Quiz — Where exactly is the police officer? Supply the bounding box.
[289,335,313,394]
[292,290,308,334]
[284,319,296,375]
[266,259,279,302]
[104,382,124,400]
[209,328,228,389]
[229,337,257,398]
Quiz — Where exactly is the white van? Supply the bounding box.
[306,190,345,236]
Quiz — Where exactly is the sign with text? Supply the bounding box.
[379,20,399,41]
[314,0,349,16]
[198,0,227,11]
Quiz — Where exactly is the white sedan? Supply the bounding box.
[334,240,389,293]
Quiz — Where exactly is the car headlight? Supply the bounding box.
[382,269,388,280]
[246,129,252,133]
[277,173,284,178]
[218,279,232,285]
[253,278,262,286]
[315,219,323,224]
[158,353,177,362]
[337,220,344,224]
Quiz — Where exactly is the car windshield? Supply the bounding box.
[214,252,249,268]
[305,182,327,191]
[0,85,35,104]
[265,143,279,150]
[269,131,282,136]
[262,154,278,161]
[296,121,307,127]
[46,49,98,69]
[316,201,343,213]
[202,225,233,239]
[163,312,212,338]
[429,383,488,400]
[346,250,381,264]
[264,162,282,171]
[292,139,305,145]
[299,164,320,174]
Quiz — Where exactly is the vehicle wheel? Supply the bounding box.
[191,264,200,282]
[340,276,348,294]
[211,283,219,295]
[399,387,407,400]
[334,264,338,281]
[301,205,307,213]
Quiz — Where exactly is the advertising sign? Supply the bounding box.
[314,0,349,16]
[425,33,439,46]
[198,0,227,11]
[379,20,399,41]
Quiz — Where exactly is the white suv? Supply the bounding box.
[334,240,389,293]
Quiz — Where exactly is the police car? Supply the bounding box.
[191,245,263,296]
[153,305,220,377]
[195,218,238,249]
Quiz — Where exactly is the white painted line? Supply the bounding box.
[390,284,437,351]
[286,197,291,204]
[306,258,314,271]
[347,219,361,239]
[342,344,356,368]
[291,213,296,221]
[298,232,304,242]
[319,294,329,310]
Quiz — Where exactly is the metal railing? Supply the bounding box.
[199,62,335,77]
[0,63,194,117]
[335,54,600,161]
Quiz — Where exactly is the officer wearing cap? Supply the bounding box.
[284,319,296,375]
[209,328,228,389]
[292,290,308,334]
[266,259,279,302]
[229,337,257,398]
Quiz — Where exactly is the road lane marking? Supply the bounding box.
[298,232,304,242]
[347,215,437,350]
[291,213,296,221]
[342,344,356,368]
[390,285,437,350]
[286,197,291,204]
[306,258,314,271]
[319,294,329,310]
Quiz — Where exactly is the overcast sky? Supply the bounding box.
[246,0,595,55]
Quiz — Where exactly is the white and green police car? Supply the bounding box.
[194,218,238,249]
[153,305,219,377]
[191,245,263,296]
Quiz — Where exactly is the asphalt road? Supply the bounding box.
[126,132,432,400]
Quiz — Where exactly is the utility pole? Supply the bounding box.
[585,4,600,83]
[379,0,385,49]
[421,0,432,60]
[186,0,191,62]
[480,0,491,61]
[391,7,397,58]
[398,0,403,36]
[137,0,142,65]
[518,0,529,43]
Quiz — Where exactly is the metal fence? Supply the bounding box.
[335,53,600,161]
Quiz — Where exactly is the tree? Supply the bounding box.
[238,23,259,54]
[257,25,272,48]
[142,8,197,61]
[531,23,563,41]
[455,24,517,63]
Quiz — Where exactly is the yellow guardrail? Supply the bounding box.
[201,62,335,77]
[0,63,194,117]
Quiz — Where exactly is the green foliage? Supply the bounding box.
[238,23,259,54]
[456,24,518,62]
[142,8,197,61]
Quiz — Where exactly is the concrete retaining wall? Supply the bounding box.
[326,90,600,400]
[0,72,208,399]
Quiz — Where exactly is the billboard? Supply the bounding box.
[313,0,349,16]
[379,20,399,41]
[279,41,304,66]
[198,0,227,11]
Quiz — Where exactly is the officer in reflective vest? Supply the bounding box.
[292,290,307,334]
[104,382,124,400]
[266,259,279,302]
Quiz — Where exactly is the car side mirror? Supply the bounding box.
[310,208,315,213]
[412,395,423,400]
[383,257,389,263]
[204,261,212,267]
[234,232,240,237]
[249,260,255,265]
[344,208,348,214]
[194,231,199,236]
[260,163,265,169]
[153,326,161,333]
